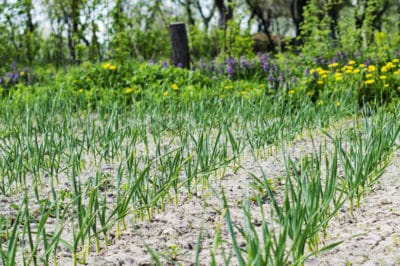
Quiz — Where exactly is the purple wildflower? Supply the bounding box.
[364,58,371,67]
[268,74,274,86]
[177,62,183,68]
[10,62,17,72]
[292,76,297,84]
[305,68,310,76]
[278,71,285,84]
[227,65,234,79]
[336,51,345,60]
[162,61,168,69]
[262,62,269,72]
[200,60,206,70]
[395,49,399,57]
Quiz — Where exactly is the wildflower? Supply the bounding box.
[381,66,388,72]
[348,60,356,65]
[384,84,389,88]
[393,59,399,63]
[241,90,247,96]
[317,80,323,85]
[109,65,116,71]
[268,75,274,86]
[227,65,234,78]
[379,75,387,80]
[336,101,341,107]
[162,61,168,68]
[385,62,394,69]
[200,61,206,70]
[365,73,373,78]
[288,89,295,95]
[172,84,179,90]
[365,79,375,84]
[78,89,84,93]
[359,64,365,68]
[102,62,111,69]
[317,100,323,106]
[124,88,134,94]
[306,91,314,97]
[278,71,285,84]
[20,71,25,76]
[368,65,376,72]
[163,91,168,97]
[335,76,343,81]
[353,69,360,74]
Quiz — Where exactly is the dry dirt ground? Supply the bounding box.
[3,124,400,266]
[73,132,400,265]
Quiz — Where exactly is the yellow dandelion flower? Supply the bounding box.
[368,65,376,72]
[124,88,134,94]
[345,69,352,74]
[321,74,328,79]
[381,66,388,72]
[335,76,343,81]
[108,65,116,71]
[317,80,323,85]
[241,91,247,95]
[20,71,25,76]
[386,62,394,68]
[365,73,373,78]
[172,83,179,90]
[353,69,360,74]
[336,101,341,107]
[365,79,375,84]
[163,91,169,97]
[102,62,111,69]
[393,59,399,63]
[379,75,387,80]
[78,89,84,93]
[288,89,295,95]
[359,64,365,68]
[383,84,389,88]
[348,60,356,65]
[328,62,339,68]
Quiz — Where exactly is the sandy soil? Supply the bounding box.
[77,133,400,265]
[2,124,399,266]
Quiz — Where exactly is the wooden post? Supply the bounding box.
[169,22,190,69]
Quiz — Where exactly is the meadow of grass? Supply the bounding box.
[0,50,399,265]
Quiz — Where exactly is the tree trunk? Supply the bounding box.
[169,23,190,69]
